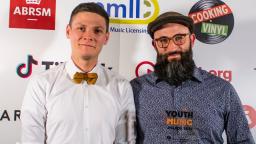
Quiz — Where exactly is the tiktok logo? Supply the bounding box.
[16,55,38,78]
[16,54,63,78]
[16,54,113,78]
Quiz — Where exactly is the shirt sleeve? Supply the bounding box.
[21,75,47,144]
[224,85,255,144]
[114,81,136,144]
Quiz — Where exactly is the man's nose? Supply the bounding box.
[165,41,180,52]
[82,30,94,41]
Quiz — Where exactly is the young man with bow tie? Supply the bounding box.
[21,2,136,144]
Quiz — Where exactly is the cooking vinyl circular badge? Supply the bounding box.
[188,0,234,44]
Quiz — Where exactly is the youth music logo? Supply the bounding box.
[9,0,56,30]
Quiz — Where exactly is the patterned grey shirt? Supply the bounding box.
[131,67,255,144]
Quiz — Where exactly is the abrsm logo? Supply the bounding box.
[9,0,56,30]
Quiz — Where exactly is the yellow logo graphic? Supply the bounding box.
[97,0,159,24]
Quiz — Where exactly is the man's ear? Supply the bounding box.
[190,33,196,47]
[103,32,110,45]
[152,40,157,51]
[66,24,71,39]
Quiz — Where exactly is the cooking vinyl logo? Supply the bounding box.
[189,0,234,44]
[9,0,56,30]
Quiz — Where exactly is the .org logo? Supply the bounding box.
[208,69,232,82]
[9,0,56,30]
[97,0,159,24]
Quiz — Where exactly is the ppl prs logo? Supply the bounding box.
[135,61,154,77]
[9,0,56,30]
[96,0,159,24]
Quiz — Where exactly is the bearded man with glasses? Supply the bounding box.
[130,11,254,144]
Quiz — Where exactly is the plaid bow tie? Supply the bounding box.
[73,72,98,85]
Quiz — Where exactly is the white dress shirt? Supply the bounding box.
[21,59,136,144]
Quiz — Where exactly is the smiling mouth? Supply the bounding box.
[165,51,182,61]
[168,54,180,59]
[79,44,96,48]
[165,51,182,57]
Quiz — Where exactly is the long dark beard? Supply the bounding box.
[154,47,195,86]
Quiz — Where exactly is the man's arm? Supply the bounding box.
[21,75,47,144]
[115,81,136,144]
[224,85,255,144]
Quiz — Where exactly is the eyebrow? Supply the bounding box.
[73,23,105,28]
[94,26,104,29]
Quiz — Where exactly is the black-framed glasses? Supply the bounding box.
[154,33,190,48]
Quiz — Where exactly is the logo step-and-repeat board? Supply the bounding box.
[0,0,255,143]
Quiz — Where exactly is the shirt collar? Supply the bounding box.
[65,57,100,80]
[193,67,203,82]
